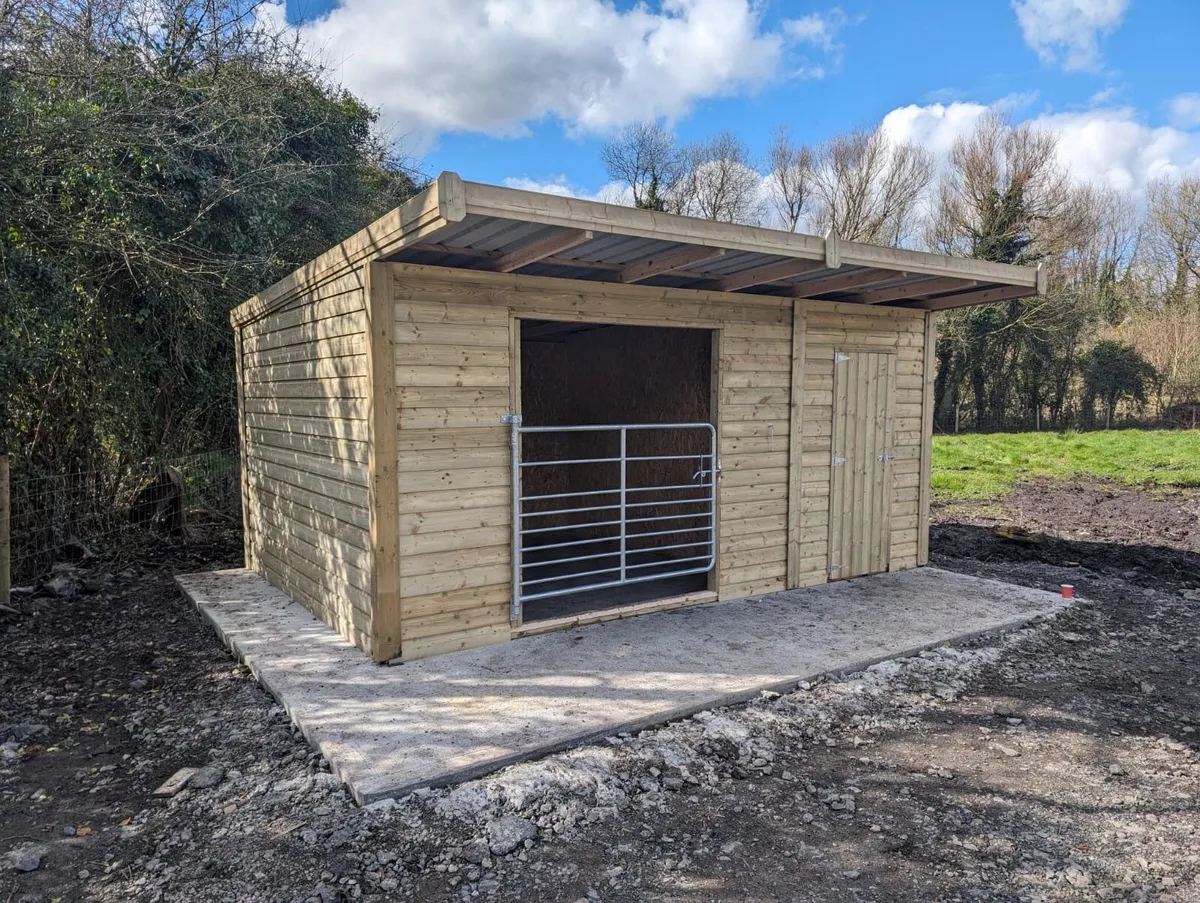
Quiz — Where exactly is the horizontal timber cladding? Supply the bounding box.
[388,262,797,658]
[237,270,378,657]
[795,299,930,583]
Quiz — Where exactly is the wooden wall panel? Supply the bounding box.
[795,299,929,583]
[238,276,376,657]
[236,260,939,661]
[391,264,796,658]
[392,278,513,660]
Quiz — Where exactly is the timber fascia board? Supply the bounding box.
[229,172,466,328]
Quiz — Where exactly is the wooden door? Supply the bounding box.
[827,350,895,579]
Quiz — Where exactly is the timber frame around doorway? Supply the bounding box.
[508,319,722,632]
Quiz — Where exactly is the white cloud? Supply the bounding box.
[882,101,992,158]
[782,8,851,80]
[1012,0,1128,71]
[502,176,631,205]
[278,0,849,151]
[881,99,1200,202]
[784,8,847,51]
[1036,108,1200,196]
[1088,86,1121,106]
[1169,93,1200,129]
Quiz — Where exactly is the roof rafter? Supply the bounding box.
[715,257,826,292]
[407,242,625,274]
[895,282,1033,311]
[847,276,975,305]
[787,268,896,298]
[491,228,594,273]
[617,246,725,284]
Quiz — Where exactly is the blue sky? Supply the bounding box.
[273,0,1200,201]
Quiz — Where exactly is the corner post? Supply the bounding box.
[365,261,401,662]
[917,311,938,565]
[507,413,523,626]
[233,326,255,571]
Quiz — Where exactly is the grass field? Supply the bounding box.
[931,429,1200,500]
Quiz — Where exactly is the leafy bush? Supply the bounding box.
[0,0,417,476]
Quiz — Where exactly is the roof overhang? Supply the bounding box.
[231,171,1044,327]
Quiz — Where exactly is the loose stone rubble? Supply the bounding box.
[2,507,1199,902]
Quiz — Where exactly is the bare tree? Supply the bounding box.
[926,112,1089,263]
[600,120,681,211]
[674,131,763,224]
[1073,185,1140,322]
[928,112,1102,432]
[809,124,934,246]
[766,125,813,232]
[1123,305,1200,409]
[1145,175,1200,307]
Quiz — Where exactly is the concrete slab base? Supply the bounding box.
[176,568,1064,804]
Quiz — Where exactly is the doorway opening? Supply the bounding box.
[516,320,717,623]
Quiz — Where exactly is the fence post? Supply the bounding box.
[1,455,9,605]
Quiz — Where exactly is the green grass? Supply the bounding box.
[931,429,1200,501]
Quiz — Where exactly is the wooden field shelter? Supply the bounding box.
[230,172,1043,663]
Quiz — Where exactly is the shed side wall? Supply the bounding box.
[239,271,375,656]
[390,264,796,659]
[795,300,929,582]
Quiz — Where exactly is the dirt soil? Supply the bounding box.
[936,478,1200,576]
[3,482,1199,903]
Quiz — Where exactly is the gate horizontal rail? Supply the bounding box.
[509,420,719,621]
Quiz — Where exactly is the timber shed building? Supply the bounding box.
[230,172,1044,663]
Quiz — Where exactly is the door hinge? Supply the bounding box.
[835,352,851,363]
[878,453,895,462]
[832,455,846,466]
[828,563,841,573]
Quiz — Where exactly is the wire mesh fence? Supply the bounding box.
[7,450,241,585]
[933,402,1200,435]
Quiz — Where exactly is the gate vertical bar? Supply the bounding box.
[709,425,718,569]
[618,427,627,582]
[509,414,523,624]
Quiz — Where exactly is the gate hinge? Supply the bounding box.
[835,352,851,363]
[500,413,522,425]
[831,455,846,466]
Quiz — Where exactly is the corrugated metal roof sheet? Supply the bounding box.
[234,173,1044,328]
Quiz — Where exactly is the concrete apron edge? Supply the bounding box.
[174,576,370,803]
[175,576,1067,807]
[353,604,1065,805]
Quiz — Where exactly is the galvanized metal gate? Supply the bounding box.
[508,419,719,623]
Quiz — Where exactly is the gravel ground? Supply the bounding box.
[2,483,1198,903]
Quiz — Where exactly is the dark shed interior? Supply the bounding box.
[518,321,715,621]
